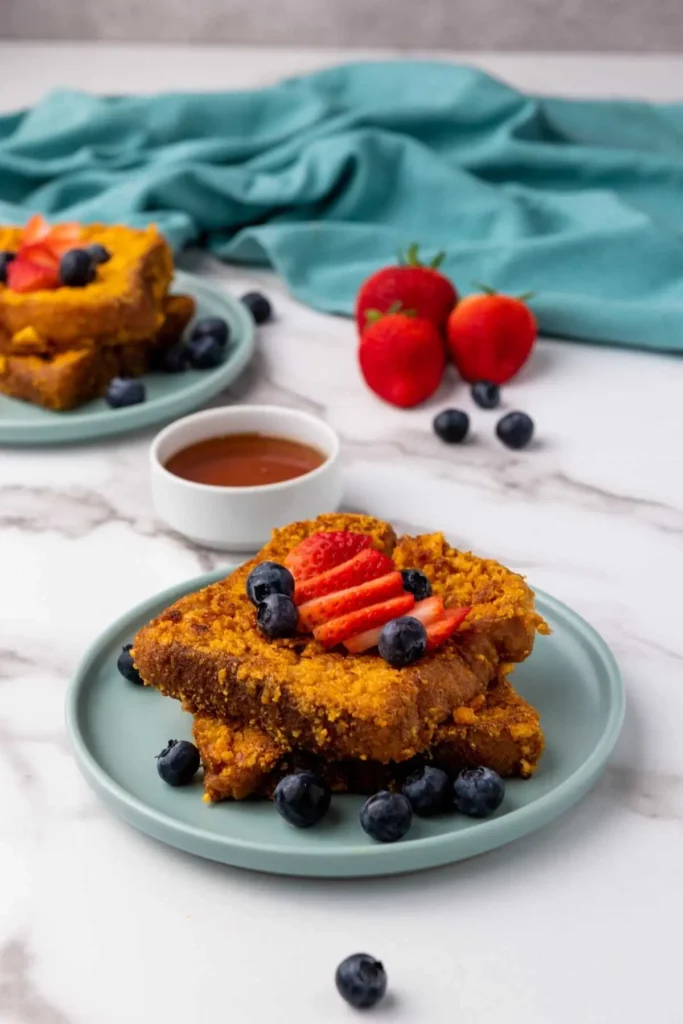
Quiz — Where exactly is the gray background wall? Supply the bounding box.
[1,0,682,51]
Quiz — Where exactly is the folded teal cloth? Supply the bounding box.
[2,61,683,351]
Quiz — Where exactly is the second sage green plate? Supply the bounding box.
[66,568,623,878]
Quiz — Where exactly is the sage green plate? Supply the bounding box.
[66,569,624,878]
[0,271,255,445]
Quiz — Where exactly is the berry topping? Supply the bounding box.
[116,643,143,684]
[453,766,505,817]
[285,531,373,581]
[447,288,537,385]
[105,377,146,409]
[190,316,230,349]
[496,411,534,450]
[85,243,111,265]
[0,251,16,284]
[256,593,299,639]
[403,765,451,816]
[359,311,446,408]
[400,568,432,601]
[6,258,59,293]
[424,606,471,651]
[297,571,404,631]
[187,335,224,369]
[293,548,392,605]
[336,954,388,1010]
[246,561,295,606]
[241,291,272,325]
[156,739,200,786]
[59,248,96,287]
[471,379,500,409]
[377,616,427,667]
[313,592,414,650]
[360,791,413,843]
[356,243,458,333]
[433,408,469,444]
[273,771,331,828]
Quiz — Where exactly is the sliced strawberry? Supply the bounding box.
[344,624,384,654]
[410,596,445,627]
[45,222,82,256]
[19,242,59,269]
[295,548,393,605]
[314,592,415,650]
[425,607,471,652]
[22,214,51,247]
[298,572,403,631]
[6,258,59,293]
[285,532,374,580]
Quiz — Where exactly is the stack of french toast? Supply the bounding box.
[133,514,549,802]
[0,219,194,410]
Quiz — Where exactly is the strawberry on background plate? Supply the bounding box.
[447,286,537,385]
[355,244,458,334]
[359,310,446,409]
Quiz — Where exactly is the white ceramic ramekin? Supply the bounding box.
[150,405,342,551]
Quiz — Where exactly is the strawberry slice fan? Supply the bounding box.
[6,214,83,293]
[284,532,470,654]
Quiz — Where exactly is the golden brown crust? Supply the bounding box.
[195,674,544,802]
[134,514,546,764]
[0,224,173,345]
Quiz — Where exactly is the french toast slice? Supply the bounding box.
[0,293,195,411]
[0,224,173,346]
[195,673,545,802]
[134,514,547,764]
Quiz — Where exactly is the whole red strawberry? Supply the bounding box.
[446,288,537,384]
[359,311,446,408]
[356,244,457,334]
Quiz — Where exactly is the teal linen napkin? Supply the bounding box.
[2,61,683,351]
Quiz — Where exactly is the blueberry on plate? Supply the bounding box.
[400,568,432,601]
[453,766,505,818]
[403,765,450,817]
[117,643,143,685]
[496,411,534,450]
[85,243,111,265]
[241,291,272,325]
[0,250,16,284]
[336,954,388,1010]
[59,248,96,288]
[187,335,224,370]
[433,408,470,444]
[159,342,190,373]
[378,616,427,668]
[360,791,413,843]
[156,739,201,786]
[274,771,331,828]
[105,377,146,408]
[471,380,500,410]
[190,316,230,349]
[246,561,295,606]
[256,593,298,638]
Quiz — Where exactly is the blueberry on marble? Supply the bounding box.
[496,411,534,450]
[471,380,500,409]
[156,739,200,786]
[336,954,388,1010]
[433,408,470,444]
[241,291,272,325]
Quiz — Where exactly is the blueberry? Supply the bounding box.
[105,377,146,408]
[403,765,450,817]
[378,616,427,668]
[190,316,230,349]
[85,243,111,265]
[433,408,470,444]
[59,248,96,287]
[156,739,200,786]
[117,643,143,684]
[453,766,505,818]
[0,251,16,284]
[257,593,298,638]
[360,791,413,843]
[159,342,190,373]
[273,771,331,828]
[246,561,295,606]
[496,411,534,450]
[241,291,272,325]
[400,568,432,601]
[336,954,388,1010]
[471,380,500,409]
[188,335,224,370]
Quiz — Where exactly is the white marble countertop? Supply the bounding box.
[1,43,682,1024]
